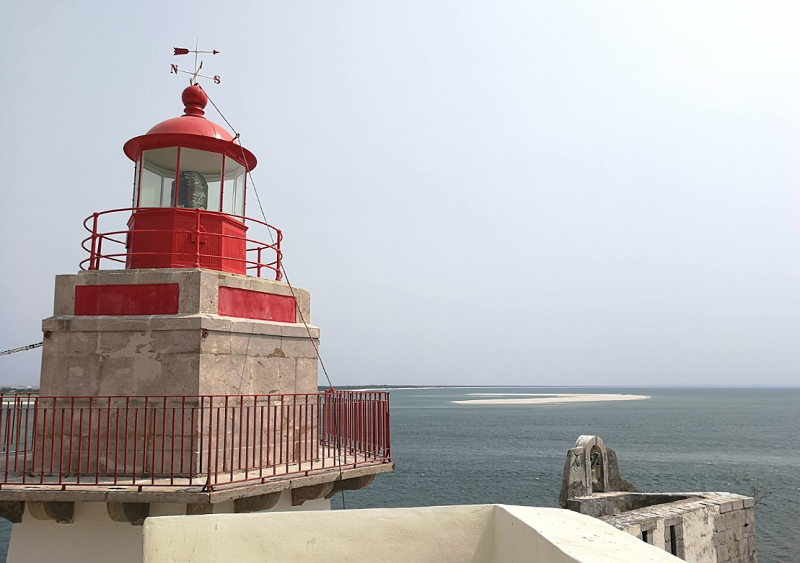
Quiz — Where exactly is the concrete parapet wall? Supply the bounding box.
[142,504,683,563]
[567,492,692,519]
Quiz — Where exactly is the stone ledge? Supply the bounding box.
[0,462,394,506]
[43,314,319,338]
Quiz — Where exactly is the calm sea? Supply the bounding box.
[0,387,796,562]
[340,387,799,563]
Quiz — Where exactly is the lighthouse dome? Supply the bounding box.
[145,85,235,141]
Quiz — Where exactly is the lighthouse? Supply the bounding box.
[0,79,392,563]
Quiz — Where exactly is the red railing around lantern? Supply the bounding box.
[0,392,390,491]
[80,207,283,280]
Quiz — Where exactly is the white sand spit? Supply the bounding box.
[452,393,650,405]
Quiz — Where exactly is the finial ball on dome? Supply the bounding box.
[182,85,208,116]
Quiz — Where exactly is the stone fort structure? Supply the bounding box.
[559,435,758,563]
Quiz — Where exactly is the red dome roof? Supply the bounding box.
[145,115,234,141]
[123,85,257,170]
[146,85,233,140]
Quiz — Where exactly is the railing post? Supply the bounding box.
[96,237,104,269]
[257,247,262,278]
[275,230,282,281]
[194,208,201,268]
[89,213,99,270]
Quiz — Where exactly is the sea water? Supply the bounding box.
[0,387,796,562]
[341,387,799,563]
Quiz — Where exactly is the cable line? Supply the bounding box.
[204,89,348,509]
[0,342,43,357]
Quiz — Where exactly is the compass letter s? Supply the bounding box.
[213,75,221,84]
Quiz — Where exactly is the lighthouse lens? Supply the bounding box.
[173,171,209,210]
[138,148,223,211]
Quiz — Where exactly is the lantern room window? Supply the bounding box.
[134,148,245,217]
[222,158,246,217]
[136,147,179,207]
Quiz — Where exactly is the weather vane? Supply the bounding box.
[170,41,221,86]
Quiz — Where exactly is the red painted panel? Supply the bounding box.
[126,208,247,274]
[74,284,180,316]
[218,287,297,323]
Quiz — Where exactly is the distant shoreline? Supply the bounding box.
[337,385,649,392]
[451,393,650,405]
[345,386,510,392]
[331,385,799,391]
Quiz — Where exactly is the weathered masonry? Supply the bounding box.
[560,436,757,563]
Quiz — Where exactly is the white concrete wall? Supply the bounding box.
[271,492,331,512]
[5,491,329,563]
[7,502,155,563]
[143,504,683,563]
[496,506,681,563]
[144,505,496,563]
[493,507,578,563]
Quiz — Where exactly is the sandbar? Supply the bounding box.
[451,393,650,405]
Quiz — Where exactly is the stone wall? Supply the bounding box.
[599,492,757,563]
[712,497,758,563]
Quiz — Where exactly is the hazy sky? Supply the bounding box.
[1,1,799,387]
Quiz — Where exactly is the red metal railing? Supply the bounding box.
[80,207,283,280]
[0,392,390,491]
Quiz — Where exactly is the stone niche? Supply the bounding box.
[558,435,638,509]
[39,268,318,398]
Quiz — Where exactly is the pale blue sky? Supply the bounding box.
[1,1,799,387]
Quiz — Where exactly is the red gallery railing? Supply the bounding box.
[79,208,283,280]
[0,392,390,491]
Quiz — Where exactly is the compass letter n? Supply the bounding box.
[170,64,178,74]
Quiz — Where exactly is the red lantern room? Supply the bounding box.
[83,84,281,279]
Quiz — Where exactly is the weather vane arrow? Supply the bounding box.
[174,47,218,56]
[170,41,220,85]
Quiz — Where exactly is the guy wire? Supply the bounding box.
[205,89,347,509]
